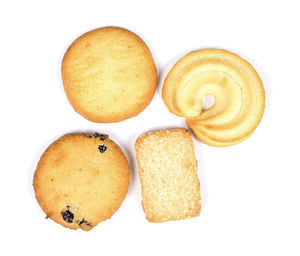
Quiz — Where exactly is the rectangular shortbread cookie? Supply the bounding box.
[135,128,201,222]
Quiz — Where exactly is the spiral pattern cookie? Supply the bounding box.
[62,26,157,123]
[33,133,130,231]
[162,49,265,147]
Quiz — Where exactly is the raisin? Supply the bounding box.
[77,218,92,227]
[98,145,107,153]
[61,210,74,223]
[89,133,108,141]
[98,134,108,141]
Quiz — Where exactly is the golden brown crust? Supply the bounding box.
[61,26,157,123]
[135,129,201,222]
[33,133,130,231]
[162,49,265,147]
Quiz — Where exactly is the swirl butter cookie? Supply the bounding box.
[62,26,157,123]
[162,49,265,147]
[33,133,130,231]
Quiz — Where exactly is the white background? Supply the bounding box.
[1,0,299,255]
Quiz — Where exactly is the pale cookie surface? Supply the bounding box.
[62,26,157,123]
[33,133,130,231]
[162,49,265,147]
[135,129,201,222]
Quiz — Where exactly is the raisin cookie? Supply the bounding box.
[33,133,130,231]
[162,49,265,147]
[61,26,157,123]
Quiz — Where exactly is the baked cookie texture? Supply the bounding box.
[62,26,157,123]
[162,49,265,147]
[33,133,130,231]
[135,129,201,222]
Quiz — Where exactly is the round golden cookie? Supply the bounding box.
[33,133,130,231]
[61,26,157,123]
[162,49,265,147]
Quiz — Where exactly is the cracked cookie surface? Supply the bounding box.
[33,133,130,231]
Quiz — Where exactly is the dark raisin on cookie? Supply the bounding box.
[77,218,92,227]
[61,208,74,223]
[98,145,107,153]
[89,133,108,141]
[98,134,108,141]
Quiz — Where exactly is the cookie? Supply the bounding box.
[162,49,265,147]
[33,133,130,231]
[135,129,201,222]
[61,26,157,123]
